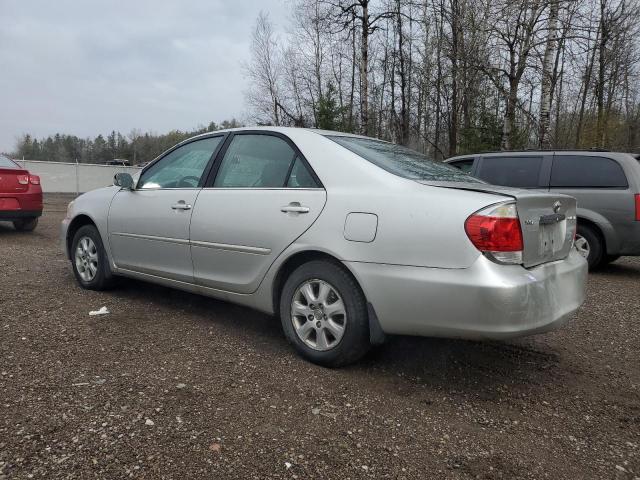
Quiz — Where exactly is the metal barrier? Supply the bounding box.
[16,160,142,193]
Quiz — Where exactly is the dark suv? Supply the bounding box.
[445,151,640,269]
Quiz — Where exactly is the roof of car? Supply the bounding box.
[445,150,639,163]
[185,126,376,142]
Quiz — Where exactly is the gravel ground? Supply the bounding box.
[0,194,639,479]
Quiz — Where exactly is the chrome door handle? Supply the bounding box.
[281,203,310,214]
[171,202,192,210]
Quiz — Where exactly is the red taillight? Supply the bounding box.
[465,202,524,265]
[16,174,29,185]
[29,175,40,185]
[465,215,523,252]
[635,194,640,221]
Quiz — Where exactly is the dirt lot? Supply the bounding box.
[0,194,639,479]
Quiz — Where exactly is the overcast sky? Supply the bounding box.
[0,0,287,152]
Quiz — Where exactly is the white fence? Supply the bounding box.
[16,160,142,193]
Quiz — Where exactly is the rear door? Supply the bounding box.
[108,135,224,282]
[190,132,326,294]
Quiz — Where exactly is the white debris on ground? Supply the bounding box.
[88,306,110,316]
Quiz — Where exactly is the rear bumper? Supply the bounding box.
[347,249,588,339]
[0,209,42,220]
[0,190,43,220]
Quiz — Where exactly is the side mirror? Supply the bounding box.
[114,172,135,190]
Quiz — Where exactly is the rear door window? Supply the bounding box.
[213,134,296,188]
[477,156,543,188]
[286,156,319,188]
[551,155,628,188]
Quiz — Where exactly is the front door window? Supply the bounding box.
[138,137,223,189]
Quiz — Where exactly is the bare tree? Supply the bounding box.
[244,12,283,125]
[538,0,560,148]
[243,0,640,155]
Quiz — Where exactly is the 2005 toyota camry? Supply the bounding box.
[61,127,587,366]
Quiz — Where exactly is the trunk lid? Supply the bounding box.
[417,181,577,268]
[0,167,29,193]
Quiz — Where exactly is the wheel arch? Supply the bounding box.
[270,248,386,345]
[576,216,606,253]
[575,208,621,255]
[66,214,97,258]
[271,250,357,315]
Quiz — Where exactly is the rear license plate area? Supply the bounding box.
[538,221,567,258]
[0,197,20,210]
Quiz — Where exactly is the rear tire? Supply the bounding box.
[13,217,38,232]
[71,225,116,290]
[575,224,603,270]
[279,260,371,367]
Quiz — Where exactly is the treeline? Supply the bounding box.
[244,0,640,158]
[13,119,242,164]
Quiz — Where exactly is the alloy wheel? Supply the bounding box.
[290,279,347,351]
[75,236,99,282]
[574,234,590,259]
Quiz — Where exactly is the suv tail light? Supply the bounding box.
[465,202,523,264]
[635,194,640,221]
[16,174,29,185]
[29,175,40,185]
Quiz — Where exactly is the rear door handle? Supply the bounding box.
[281,202,310,214]
[171,202,192,211]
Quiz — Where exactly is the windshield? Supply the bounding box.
[0,154,18,169]
[326,135,482,183]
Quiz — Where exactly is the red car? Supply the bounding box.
[0,154,42,231]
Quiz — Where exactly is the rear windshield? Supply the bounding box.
[0,154,18,169]
[326,136,481,183]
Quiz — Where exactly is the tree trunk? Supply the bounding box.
[397,0,409,145]
[596,0,607,148]
[539,0,559,149]
[576,26,599,147]
[360,0,370,135]
[349,23,357,131]
[449,0,460,156]
[502,77,518,150]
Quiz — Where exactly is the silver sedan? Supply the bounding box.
[61,127,587,366]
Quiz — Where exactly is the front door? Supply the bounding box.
[190,133,326,294]
[108,135,224,282]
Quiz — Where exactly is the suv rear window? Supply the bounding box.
[477,156,543,188]
[551,155,628,188]
[326,136,480,183]
[0,154,18,168]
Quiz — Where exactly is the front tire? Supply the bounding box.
[279,260,370,367]
[575,224,604,270]
[13,217,38,232]
[71,225,116,290]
